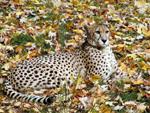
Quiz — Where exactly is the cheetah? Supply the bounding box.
[4,24,126,104]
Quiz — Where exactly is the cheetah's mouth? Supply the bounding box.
[89,43,108,49]
[97,41,109,49]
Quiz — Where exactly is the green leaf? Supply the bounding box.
[58,23,69,47]
[138,96,150,105]
[116,80,125,89]
[43,12,60,21]
[120,92,138,101]
[35,35,51,49]
[11,33,34,45]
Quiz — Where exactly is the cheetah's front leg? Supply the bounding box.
[110,68,129,83]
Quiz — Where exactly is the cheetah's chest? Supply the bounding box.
[85,47,117,79]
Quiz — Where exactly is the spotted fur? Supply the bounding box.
[4,24,124,104]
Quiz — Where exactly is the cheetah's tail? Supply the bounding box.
[4,80,55,104]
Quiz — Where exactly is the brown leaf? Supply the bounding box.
[28,50,39,58]
[99,104,114,113]
[15,45,24,53]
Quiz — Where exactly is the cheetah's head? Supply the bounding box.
[85,24,110,48]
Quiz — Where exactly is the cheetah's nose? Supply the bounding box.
[102,39,107,43]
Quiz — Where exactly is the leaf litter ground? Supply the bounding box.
[0,0,150,113]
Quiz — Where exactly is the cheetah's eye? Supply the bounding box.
[96,31,100,34]
[105,31,109,33]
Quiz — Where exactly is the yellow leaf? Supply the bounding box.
[13,0,23,4]
[0,52,4,57]
[75,75,83,89]
[66,22,73,29]
[14,54,21,62]
[119,63,127,72]
[143,29,150,38]
[91,74,101,81]
[78,14,83,19]
[137,24,147,34]
[90,74,102,84]
[27,50,39,58]
[113,17,123,23]
[127,54,137,59]
[134,0,147,8]
[0,109,4,113]
[2,63,11,70]
[99,104,113,113]
[146,91,150,94]
[67,39,76,44]
[71,0,79,5]
[132,79,144,85]
[116,44,125,52]
[15,45,24,53]
[25,42,33,46]
[74,35,83,42]
[8,109,14,113]
[16,11,24,16]
[104,0,126,3]
[73,29,84,35]
[128,68,136,76]
[115,32,124,36]
[31,0,40,4]
[139,61,150,71]
[76,75,83,84]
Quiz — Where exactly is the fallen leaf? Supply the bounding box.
[73,29,84,35]
[90,74,102,84]
[0,109,4,113]
[137,103,147,112]
[15,45,24,53]
[99,104,113,113]
[132,79,144,85]
[27,49,39,58]
[124,101,137,107]
[14,102,21,107]
[23,103,31,108]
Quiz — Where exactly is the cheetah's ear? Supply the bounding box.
[103,21,110,28]
[84,25,90,38]
[84,25,95,39]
